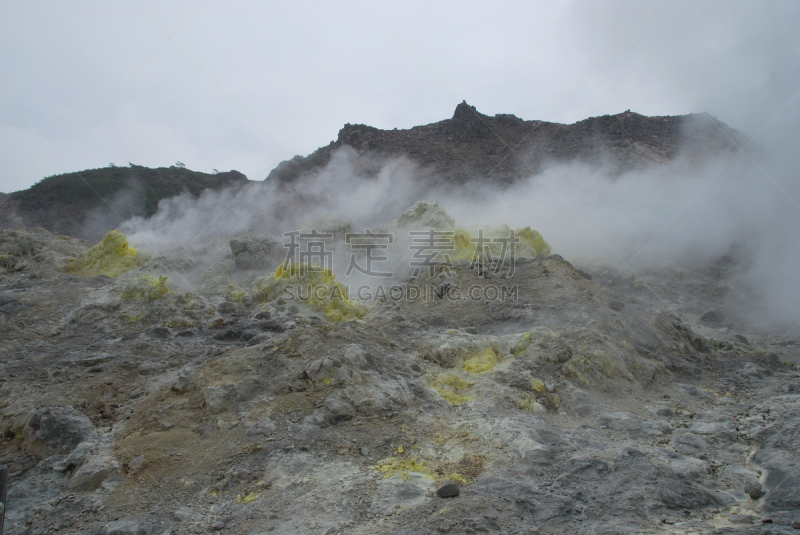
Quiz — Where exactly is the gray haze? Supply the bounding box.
[1,1,799,193]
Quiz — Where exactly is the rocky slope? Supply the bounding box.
[1,202,798,535]
[0,166,249,242]
[267,101,748,186]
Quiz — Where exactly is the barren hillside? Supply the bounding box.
[1,199,798,534]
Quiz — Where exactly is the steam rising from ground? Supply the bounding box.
[121,144,800,333]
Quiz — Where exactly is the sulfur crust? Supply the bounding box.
[251,262,365,322]
[68,230,143,277]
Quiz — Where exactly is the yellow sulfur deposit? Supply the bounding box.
[451,229,475,261]
[121,275,170,301]
[509,332,532,355]
[68,230,143,277]
[431,373,473,405]
[372,458,436,481]
[449,473,468,485]
[252,262,365,322]
[563,350,629,386]
[462,347,501,373]
[531,376,546,392]
[235,492,259,504]
[449,226,551,261]
[517,227,551,256]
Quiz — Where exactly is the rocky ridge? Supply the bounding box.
[267,101,749,185]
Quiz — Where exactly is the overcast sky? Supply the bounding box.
[1,0,798,194]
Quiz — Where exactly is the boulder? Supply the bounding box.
[436,480,460,498]
[23,406,98,458]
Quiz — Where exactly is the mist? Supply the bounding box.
[116,124,800,334]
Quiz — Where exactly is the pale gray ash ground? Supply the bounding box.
[1,198,799,535]
[1,104,799,535]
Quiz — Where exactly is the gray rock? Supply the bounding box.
[652,406,674,417]
[260,319,286,332]
[245,416,276,438]
[729,514,755,524]
[322,392,357,423]
[215,328,244,341]
[100,520,154,535]
[172,507,192,522]
[564,382,593,417]
[752,449,800,512]
[745,483,765,500]
[343,345,370,370]
[689,421,737,441]
[739,362,768,380]
[731,334,749,345]
[607,300,625,311]
[68,454,119,490]
[627,318,664,352]
[700,309,724,324]
[204,384,237,413]
[202,381,259,413]
[172,368,195,394]
[145,325,171,339]
[305,357,335,382]
[678,384,714,400]
[598,412,672,436]
[720,464,761,489]
[473,447,732,522]
[138,360,167,374]
[436,480,460,498]
[0,297,23,314]
[792,520,800,529]
[23,406,98,458]
[670,431,710,457]
[46,440,97,472]
[128,455,149,472]
[217,302,237,315]
[652,448,710,478]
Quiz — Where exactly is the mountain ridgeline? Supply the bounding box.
[0,165,249,241]
[267,101,748,186]
[1,102,748,241]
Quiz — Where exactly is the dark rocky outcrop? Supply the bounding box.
[0,165,249,241]
[267,101,748,186]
